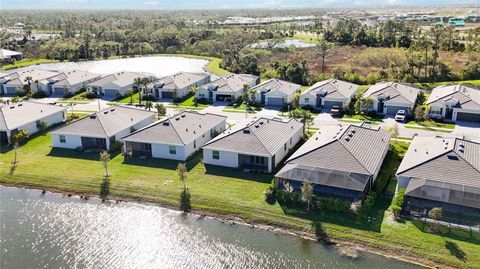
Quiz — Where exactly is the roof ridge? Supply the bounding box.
[397,150,454,175]
[337,137,371,174]
[453,138,480,173]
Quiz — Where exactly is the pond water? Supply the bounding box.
[14,56,210,77]
[251,39,316,49]
[0,186,421,269]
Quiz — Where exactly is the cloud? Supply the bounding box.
[144,0,161,6]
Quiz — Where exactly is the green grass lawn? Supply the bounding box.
[341,114,384,122]
[115,92,140,104]
[0,58,58,70]
[171,95,209,108]
[406,119,456,129]
[1,135,479,268]
[356,85,371,94]
[417,80,480,90]
[404,125,453,133]
[291,34,320,44]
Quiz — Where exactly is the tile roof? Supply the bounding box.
[0,101,66,131]
[251,78,301,96]
[88,71,144,88]
[202,74,258,94]
[51,106,154,138]
[50,70,101,87]
[203,117,303,156]
[1,68,60,85]
[122,110,226,145]
[364,81,419,105]
[0,49,22,59]
[153,72,209,91]
[302,79,358,99]
[426,85,480,110]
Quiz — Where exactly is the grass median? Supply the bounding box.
[1,135,479,268]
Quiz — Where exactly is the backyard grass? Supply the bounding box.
[356,85,371,94]
[1,134,479,268]
[417,79,480,89]
[0,58,58,70]
[291,34,320,44]
[406,119,456,130]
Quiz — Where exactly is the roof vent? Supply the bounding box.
[447,154,459,160]
[348,132,354,137]
[104,111,108,114]
[351,129,356,133]
[243,129,251,134]
[162,121,170,126]
[186,128,188,132]
[175,117,180,121]
[10,106,15,109]
[90,115,96,119]
[255,125,259,128]
[259,121,264,125]
[345,137,350,142]
[459,143,464,148]
[131,118,133,121]
[110,108,115,112]
[18,103,23,107]
[181,114,186,118]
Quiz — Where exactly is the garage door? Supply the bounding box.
[323,101,344,111]
[456,112,480,122]
[386,105,410,116]
[216,94,233,102]
[53,88,67,96]
[161,91,174,99]
[267,97,285,106]
[5,87,16,95]
[103,89,118,97]
[0,131,8,144]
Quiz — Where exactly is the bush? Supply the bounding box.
[391,189,405,219]
[264,187,276,204]
[63,92,74,99]
[32,91,48,99]
[142,94,156,101]
[316,197,351,213]
[84,92,98,99]
[109,141,123,152]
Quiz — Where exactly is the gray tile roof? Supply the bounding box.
[88,71,144,88]
[303,79,358,99]
[1,68,60,85]
[0,101,66,131]
[203,117,303,156]
[202,74,258,94]
[426,85,480,110]
[251,78,301,96]
[0,49,22,59]
[153,72,209,91]
[122,110,226,145]
[51,70,101,87]
[364,82,419,105]
[51,106,154,138]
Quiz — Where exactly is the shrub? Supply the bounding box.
[391,189,405,219]
[84,92,98,99]
[316,197,351,213]
[142,94,156,101]
[32,91,48,99]
[264,187,276,204]
[109,141,123,152]
[66,114,80,123]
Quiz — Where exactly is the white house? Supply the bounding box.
[250,78,301,107]
[51,106,155,151]
[202,117,303,173]
[300,79,359,111]
[87,71,145,98]
[0,101,66,144]
[363,82,420,116]
[0,68,60,95]
[195,73,259,102]
[122,110,226,161]
[426,85,480,122]
[0,48,23,62]
[146,72,210,100]
[49,70,102,96]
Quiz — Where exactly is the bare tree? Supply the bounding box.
[301,181,314,212]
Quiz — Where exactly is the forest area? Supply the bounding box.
[1,10,479,86]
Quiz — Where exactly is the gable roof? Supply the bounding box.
[122,110,226,145]
[251,78,301,96]
[364,82,419,105]
[153,72,209,91]
[50,70,101,87]
[202,74,258,94]
[302,79,358,99]
[426,85,480,110]
[0,49,22,59]
[1,68,60,85]
[0,101,66,131]
[88,71,144,88]
[51,106,154,138]
[203,117,303,156]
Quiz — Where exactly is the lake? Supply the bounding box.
[14,56,211,77]
[0,186,421,269]
[251,39,316,49]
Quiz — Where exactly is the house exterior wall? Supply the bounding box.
[51,133,83,149]
[203,148,239,168]
[299,92,349,108]
[13,110,66,141]
[428,104,446,119]
[372,143,390,182]
[272,127,302,170]
[151,143,187,160]
[2,83,23,95]
[371,99,413,114]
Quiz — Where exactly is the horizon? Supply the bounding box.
[1,0,479,10]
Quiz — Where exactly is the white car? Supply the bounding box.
[395,110,407,122]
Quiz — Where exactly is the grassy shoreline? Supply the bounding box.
[1,134,479,268]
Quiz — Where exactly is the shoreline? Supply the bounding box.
[1,182,440,269]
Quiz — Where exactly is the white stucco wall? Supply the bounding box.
[152,143,187,160]
[14,110,66,138]
[203,148,239,168]
[272,126,303,169]
[51,133,83,149]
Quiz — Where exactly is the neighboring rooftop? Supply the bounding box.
[202,73,258,93]
[51,106,154,138]
[0,48,22,59]
[364,81,419,105]
[0,101,66,131]
[153,72,209,90]
[251,78,301,96]
[50,70,101,87]
[88,71,145,88]
[122,110,226,146]
[426,85,480,110]
[397,136,480,209]
[1,68,60,85]
[303,79,358,99]
[203,117,303,156]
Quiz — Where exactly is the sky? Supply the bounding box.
[1,0,478,9]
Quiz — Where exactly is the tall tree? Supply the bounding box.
[177,162,187,192]
[301,181,314,212]
[316,40,333,74]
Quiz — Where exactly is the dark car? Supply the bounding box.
[330,105,343,117]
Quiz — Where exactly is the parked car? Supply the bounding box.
[330,105,343,117]
[395,110,407,122]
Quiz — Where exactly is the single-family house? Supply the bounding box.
[275,123,391,201]
[195,73,259,102]
[250,79,301,107]
[0,48,23,62]
[396,136,480,217]
[87,71,145,98]
[202,117,303,173]
[51,106,155,151]
[426,85,480,123]
[0,101,67,144]
[49,70,102,96]
[299,79,359,111]
[0,68,60,95]
[122,111,226,161]
[363,82,420,116]
[146,72,210,100]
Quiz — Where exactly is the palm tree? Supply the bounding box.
[99,151,111,199]
[127,89,134,103]
[155,103,166,118]
[24,76,33,97]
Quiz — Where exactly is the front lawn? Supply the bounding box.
[341,113,384,122]
[115,92,141,104]
[1,135,479,268]
[404,125,453,133]
[171,95,209,108]
[406,119,456,129]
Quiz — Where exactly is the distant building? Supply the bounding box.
[146,72,210,100]
[49,70,102,96]
[363,82,420,116]
[426,85,480,123]
[250,79,301,107]
[196,73,259,102]
[0,68,60,95]
[0,48,23,62]
[448,18,465,26]
[87,71,145,98]
[300,79,358,111]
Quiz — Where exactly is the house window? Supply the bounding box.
[284,143,287,151]
[430,107,443,115]
[304,97,309,103]
[59,135,66,143]
[212,150,220,160]
[36,120,41,128]
[169,145,176,155]
[290,137,292,145]
[194,140,196,149]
